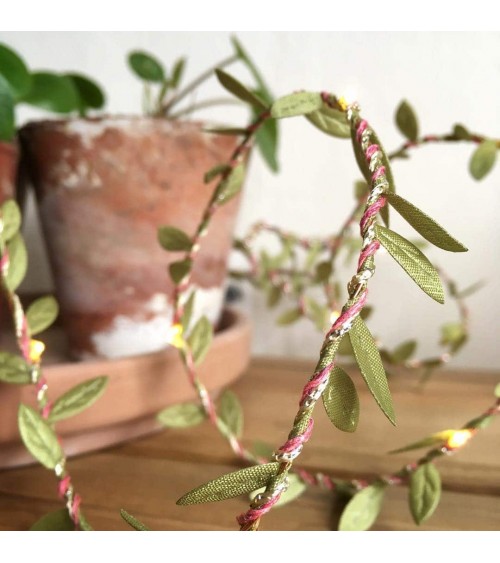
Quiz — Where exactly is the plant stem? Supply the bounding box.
[168,97,243,120]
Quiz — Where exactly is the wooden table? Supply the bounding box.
[0,357,499,531]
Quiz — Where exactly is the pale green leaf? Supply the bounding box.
[276,307,302,326]
[120,509,150,531]
[391,340,417,363]
[494,383,500,398]
[187,316,213,365]
[250,474,306,508]
[18,404,63,469]
[5,232,28,292]
[158,226,192,252]
[0,351,31,384]
[30,509,75,531]
[157,402,205,429]
[203,163,231,183]
[26,295,59,335]
[49,376,108,423]
[339,483,386,531]
[251,441,274,460]
[215,69,267,111]
[375,225,444,304]
[386,193,467,252]
[231,35,272,103]
[177,462,279,505]
[469,140,497,180]
[315,260,332,283]
[440,322,467,352]
[409,463,441,525]
[349,316,396,425]
[255,114,279,173]
[215,162,245,204]
[389,430,455,454]
[180,291,196,332]
[271,92,322,119]
[217,389,244,438]
[395,100,419,141]
[306,105,350,138]
[322,366,359,432]
[0,199,21,242]
[266,285,282,308]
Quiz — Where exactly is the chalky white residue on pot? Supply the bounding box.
[89,286,224,360]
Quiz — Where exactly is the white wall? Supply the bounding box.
[2,31,500,370]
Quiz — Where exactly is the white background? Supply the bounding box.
[2,30,500,370]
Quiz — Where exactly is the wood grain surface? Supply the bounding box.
[0,357,499,531]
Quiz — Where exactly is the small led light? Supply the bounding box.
[446,429,473,449]
[168,323,185,349]
[29,339,46,363]
[329,310,341,324]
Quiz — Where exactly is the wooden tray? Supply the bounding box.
[0,308,251,469]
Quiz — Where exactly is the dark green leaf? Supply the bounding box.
[18,404,63,469]
[354,180,369,200]
[322,366,359,432]
[469,140,497,180]
[0,199,22,242]
[65,73,106,113]
[395,100,419,141]
[30,509,75,531]
[187,316,213,365]
[21,72,80,113]
[391,340,417,363]
[453,123,471,140]
[388,430,454,454]
[181,291,196,332]
[26,295,59,335]
[375,225,444,304]
[231,35,273,103]
[276,307,302,326]
[5,232,28,292]
[204,164,231,184]
[169,258,192,284]
[49,376,108,423]
[0,43,31,99]
[349,316,396,425]
[157,402,205,428]
[409,463,441,525]
[271,92,322,119]
[158,226,192,252]
[128,51,165,83]
[339,483,386,531]
[315,260,332,283]
[215,163,245,204]
[177,462,279,505]
[0,351,31,384]
[250,474,306,508]
[255,115,279,172]
[386,193,467,252]
[0,75,15,142]
[306,105,350,138]
[120,509,150,531]
[217,389,244,438]
[215,69,267,111]
[171,57,186,88]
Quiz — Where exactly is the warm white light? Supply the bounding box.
[446,429,473,449]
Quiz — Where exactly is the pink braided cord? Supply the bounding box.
[365,144,380,160]
[372,166,386,181]
[300,364,333,405]
[356,120,368,142]
[277,418,314,454]
[327,290,367,338]
[360,196,386,234]
[358,240,380,270]
[236,493,282,527]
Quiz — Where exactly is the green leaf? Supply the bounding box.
[337,334,355,356]
[120,509,150,531]
[30,508,75,531]
[452,123,471,140]
[469,140,497,180]
[339,483,386,531]
[0,351,32,384]
[322,366,359,432]
[26,295,59,335]
[304,296,328,332]
[266,285,282,308]
[252,441,274,460]
[315,260,332,283]
[395,100,419,142]
[349,316,396,425]
[128,51,165,83]
[271,92,322,119]
[0,199,22,242]
[456,280,485,299]
[48,376,108,423]
[354,180,369,200]
[204,164,231,184]
[177,462,279,505]
[158,226,192,252]
[276,307,302,326]
[0,43,32,99]
[231,35,273,104]
[0,75,15,142]
[440,322,467,352]
[65,73,105,114]
[21,72,80,113]
[255,115,279,173]
[215,69,267,111]
[464,415,492,430]
[168,258,192,284]
[375,225,444,304]
[171,57,186,88]
[187,316,213,365]
[250,474,306,508]
[409,463,441,525]
[181,291,196,332]
[217,389,244,438]
[388,430,454,454]
[18,404,63,469]
[306,105,350,138]
[494,383,500,399]
[391,340,417,363]
[215,163,245,204]
[386,193,467,252]
[5,232,28,292]
[157,402,205,429]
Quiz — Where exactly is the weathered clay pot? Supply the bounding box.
[20,117,244,360]
[0,141,17,205]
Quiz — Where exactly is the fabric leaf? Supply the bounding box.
[409,463,441,525]
[306,105,350,138]
[217,389,244,438]
[158,226,192,252]
[339,483,386,531]
[395,100,419,141]
[322,366,359,432]
[157,402,205,428]
[120,509,150,531]
[48,376,108,423]
[30,509,75,531]
[1,199,22,242]
[26,295,59,335]
[0,352,32,384]
[271,92,322,119]
[215,69,267,111]
[187,316,213,365]
[469,140,497,180]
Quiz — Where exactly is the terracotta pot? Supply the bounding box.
[0,141,17,204]
[20,117,244,360]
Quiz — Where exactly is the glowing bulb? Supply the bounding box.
[446,429,473,449]
[330,310,341,324]
[168,323,185,349]
[29,339,46,363]
[337,96,348,112]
